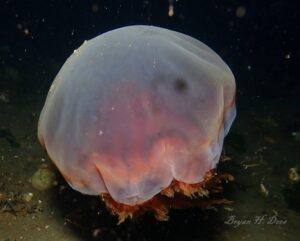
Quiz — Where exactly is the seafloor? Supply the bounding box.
[0,68,299,241]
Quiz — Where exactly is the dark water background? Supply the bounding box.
[0,1,299,241]
[0,0,299,102]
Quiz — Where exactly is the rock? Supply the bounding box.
[31,166,56,191]
[22,192,34,202]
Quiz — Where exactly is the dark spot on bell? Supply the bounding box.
[174,78,188,92]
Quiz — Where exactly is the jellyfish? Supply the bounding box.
[38,25,236,223]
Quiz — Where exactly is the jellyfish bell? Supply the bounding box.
[38,25,236,223]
